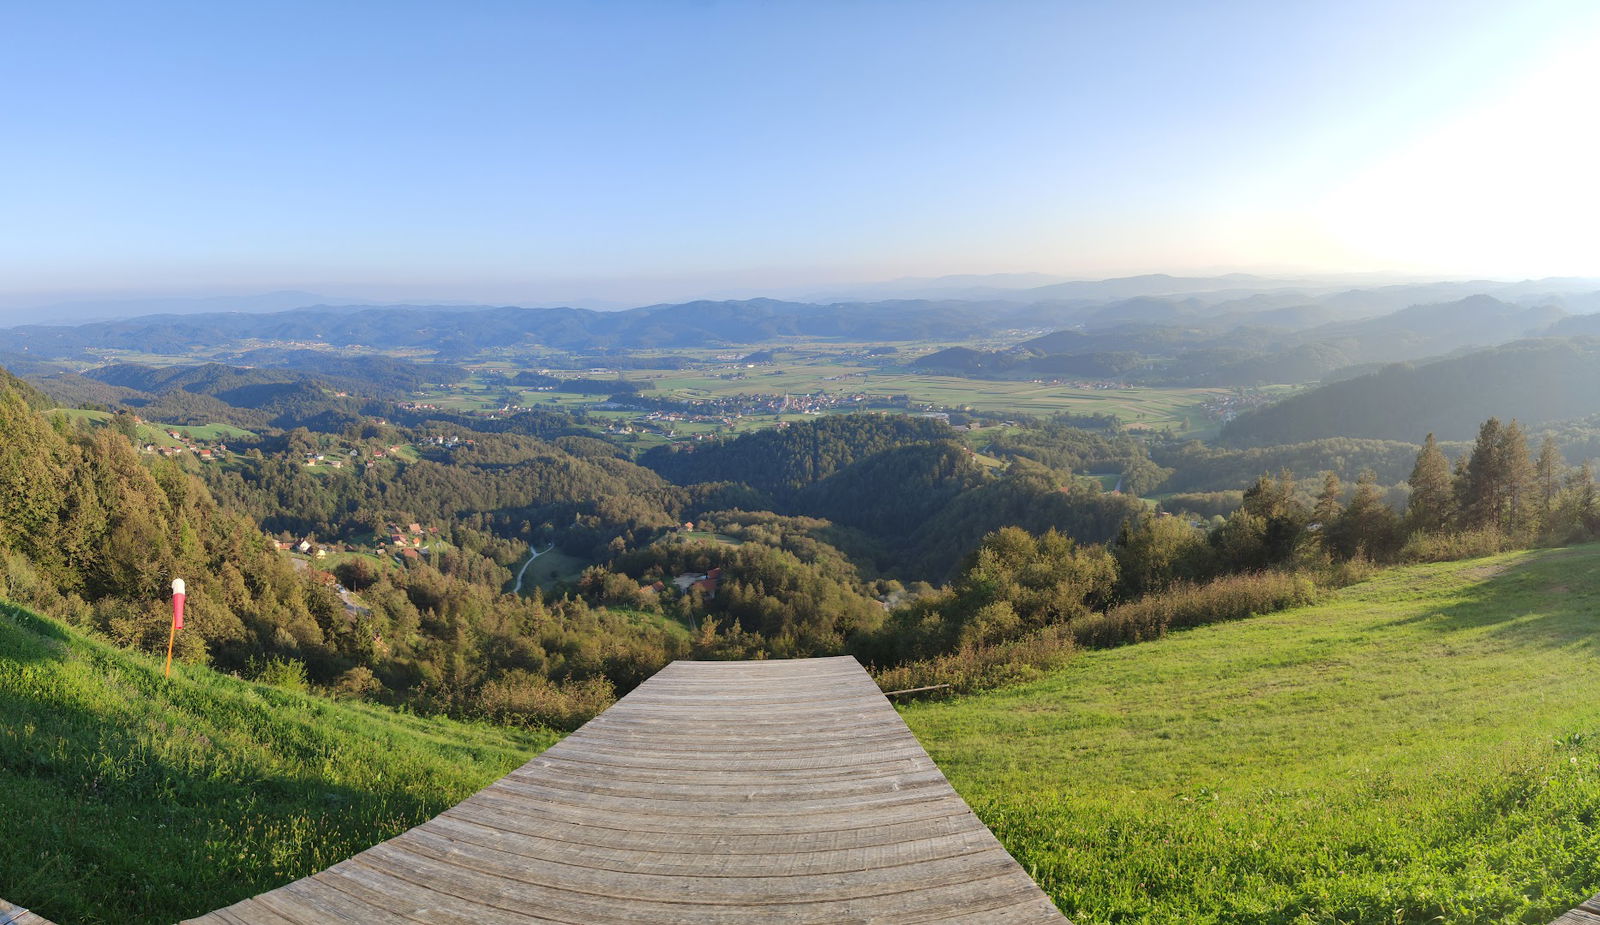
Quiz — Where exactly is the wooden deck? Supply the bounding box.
[1553,895,1600,924]
[186,656,1067,924]
[0,897,56,925]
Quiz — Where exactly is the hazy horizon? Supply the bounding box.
[4,0,1599,309]
[3,267,1584,322]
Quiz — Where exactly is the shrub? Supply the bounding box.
[1321,553,1379,588]
[1399,529,1516,563]
[476,670,615,730]
[255,655,309,692]
[873,625,1077,696]
[332,665,381,699]
[1070,571,1319,649]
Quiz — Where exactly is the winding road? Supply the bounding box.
[511,544,553,594]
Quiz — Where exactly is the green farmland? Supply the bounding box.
[450,354,1249,438]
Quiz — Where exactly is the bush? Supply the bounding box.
[1070,571,1319,649]
[1399,529,1516,563]
[332,665,381,699]
[476,670,615,730]
[873,625,1077,696]
[254,656,309,692]
[1320,553,1379,588]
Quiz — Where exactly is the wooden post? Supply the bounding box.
[163,611,177,677]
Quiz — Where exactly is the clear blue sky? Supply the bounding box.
[3,0,1597,307]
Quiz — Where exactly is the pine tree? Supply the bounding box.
[1239,469,1308,565]
[1561,462,1600,537]
[1406,433,1454,534]
[1534,436,1564,529]
[1329,469,1400,561]
[1460,418,1507,531]
[1311,471,1343,554]
[1312,471,1343,525]
[1497,419,1536,535]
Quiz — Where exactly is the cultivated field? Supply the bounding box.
[438,352,1246,438]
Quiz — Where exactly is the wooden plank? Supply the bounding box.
[187,656,1067,923]
[0,897,58,925]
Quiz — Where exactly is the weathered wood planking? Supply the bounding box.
[0,897,57,925]
[186,656,1067,923]
[1552,895,1600,924]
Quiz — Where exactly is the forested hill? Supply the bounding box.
[642,415,1145,577]
[641,415,956,497]
[913,295,1576,387]
[1221,338,1600,446]
[84,357,452,402]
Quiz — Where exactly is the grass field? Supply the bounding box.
[520,546,589,590]
[0,603,556,925]
[902,546,1600,924]
[47,408,257,448]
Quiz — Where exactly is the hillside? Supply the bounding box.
[0,602,557,925]
[902,546,1600,924]
[1222,338,1600,445]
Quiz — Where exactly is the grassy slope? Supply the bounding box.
[903,546,1600,924]
[0,604,557,925]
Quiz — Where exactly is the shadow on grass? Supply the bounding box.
[0,632,466,925]
[1380,546,1600,654]
[0,603,72,664]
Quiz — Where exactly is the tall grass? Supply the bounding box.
[876,571,1320,695]
[1070,571,1318,648]
[873,625,1079,696]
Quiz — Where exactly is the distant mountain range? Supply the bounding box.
[912,293,1585,386]
[3,276,1598,391]
[14,290,367,325]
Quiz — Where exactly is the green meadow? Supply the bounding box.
[0,604,556,925]
[47,407,257,447]
[903,546,1600,924]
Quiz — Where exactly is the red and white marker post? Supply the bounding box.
[164,578,186,678]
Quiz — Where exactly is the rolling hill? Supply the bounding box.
[1221,338,1600,446]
